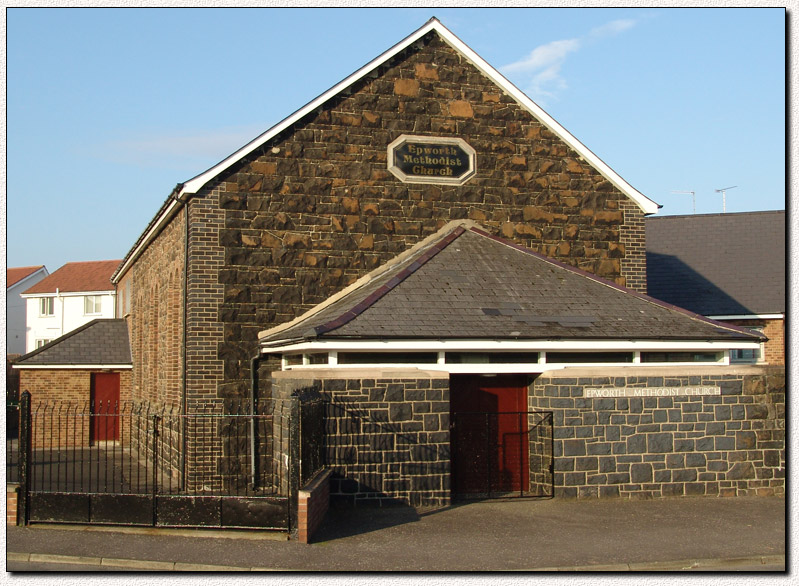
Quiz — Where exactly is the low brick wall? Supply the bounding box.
[532,366,785,498]
[297,469,332,543]
[7,484,18,525]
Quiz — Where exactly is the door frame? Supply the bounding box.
[450,374,531,498]
[90,372,120,443]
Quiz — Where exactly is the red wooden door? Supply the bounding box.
[451,375,529,495]
[91,373,120,442]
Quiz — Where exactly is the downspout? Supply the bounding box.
[250,352,262,488]
[57,288,64,338]
[179,190,189,490]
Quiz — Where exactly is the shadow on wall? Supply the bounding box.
[646,252,754,316]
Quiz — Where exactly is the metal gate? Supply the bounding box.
[451,410,554,499]
[16,392,290,530]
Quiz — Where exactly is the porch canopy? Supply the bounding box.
[259,221,764,374]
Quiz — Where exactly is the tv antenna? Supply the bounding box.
[714,185,737,213]
[671,190,696,214]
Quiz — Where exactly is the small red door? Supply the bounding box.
[91,373,120,442]
[451,375,529,496]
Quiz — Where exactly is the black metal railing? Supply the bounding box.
[15,393,284,498]
[451,410,553,499]
[298,396,326,485]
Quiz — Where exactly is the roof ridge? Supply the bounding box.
[312,227,466,337]
[259,220,478,342]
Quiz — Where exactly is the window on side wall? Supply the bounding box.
[39,297,54,316]
[35,339,52,349]
[84,295,102,315]
[730,327,765,364]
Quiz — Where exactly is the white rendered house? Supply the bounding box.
[7,266,49,355]
[21,260,120,353]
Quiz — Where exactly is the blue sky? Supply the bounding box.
[6,7,787,274]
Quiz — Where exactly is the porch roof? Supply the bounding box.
[13,319,132,368]
[259,222,763,348]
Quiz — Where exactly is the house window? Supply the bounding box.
[35,339,52,349]
[546,351,634,363]
[640,351,721,363]
[84,295,102,315]
[337,352,439,365]
[445,352,540,364]
[39,297,54,316]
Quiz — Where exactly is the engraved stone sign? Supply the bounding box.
[584,386,721,398]
[388,135,476,185]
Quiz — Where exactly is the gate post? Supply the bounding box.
[17,391,31,526]
[288,395,300,538]
[152,414,160,527]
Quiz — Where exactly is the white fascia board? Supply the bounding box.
[13,364,133,370]
[111,198,182,284]
[21,290,115,299]
[430,23,659,215]
[177,22,439,199]
[285,363,563,375]
[262,339,761,354]
[707,314,784,320]
[175,19,659,215]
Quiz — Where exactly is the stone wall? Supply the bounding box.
[272,370,451,507]
[203,30,649,407]
[532,366,785,499]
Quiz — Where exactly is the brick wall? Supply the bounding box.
[619,199,647,292]
[297,469,332,544]
[7,485,18,525]
[762,319,785,365]
[532,366,785,498]
[119,206,186,408]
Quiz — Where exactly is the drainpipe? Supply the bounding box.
[179,190,188,490]
[250,352,262,488]
[57,288,64,338]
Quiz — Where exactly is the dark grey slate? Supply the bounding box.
[261,225,764,345]
[14,319,131,366]
[646,211,785,315]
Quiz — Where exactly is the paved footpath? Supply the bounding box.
[6,496,787,572]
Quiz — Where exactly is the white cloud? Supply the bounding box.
[500,17,639,104]
[588,18,637,40]
[501,38,581,75]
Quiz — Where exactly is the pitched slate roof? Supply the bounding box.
[646,211,785,316]
[23,260,120,295]
[260,222,762,346]
[14,319,131,367]
[113,17,658,284]
[7,266,46,288]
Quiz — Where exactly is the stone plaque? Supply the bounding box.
[584,386,721,398]
[387,135,476,185]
